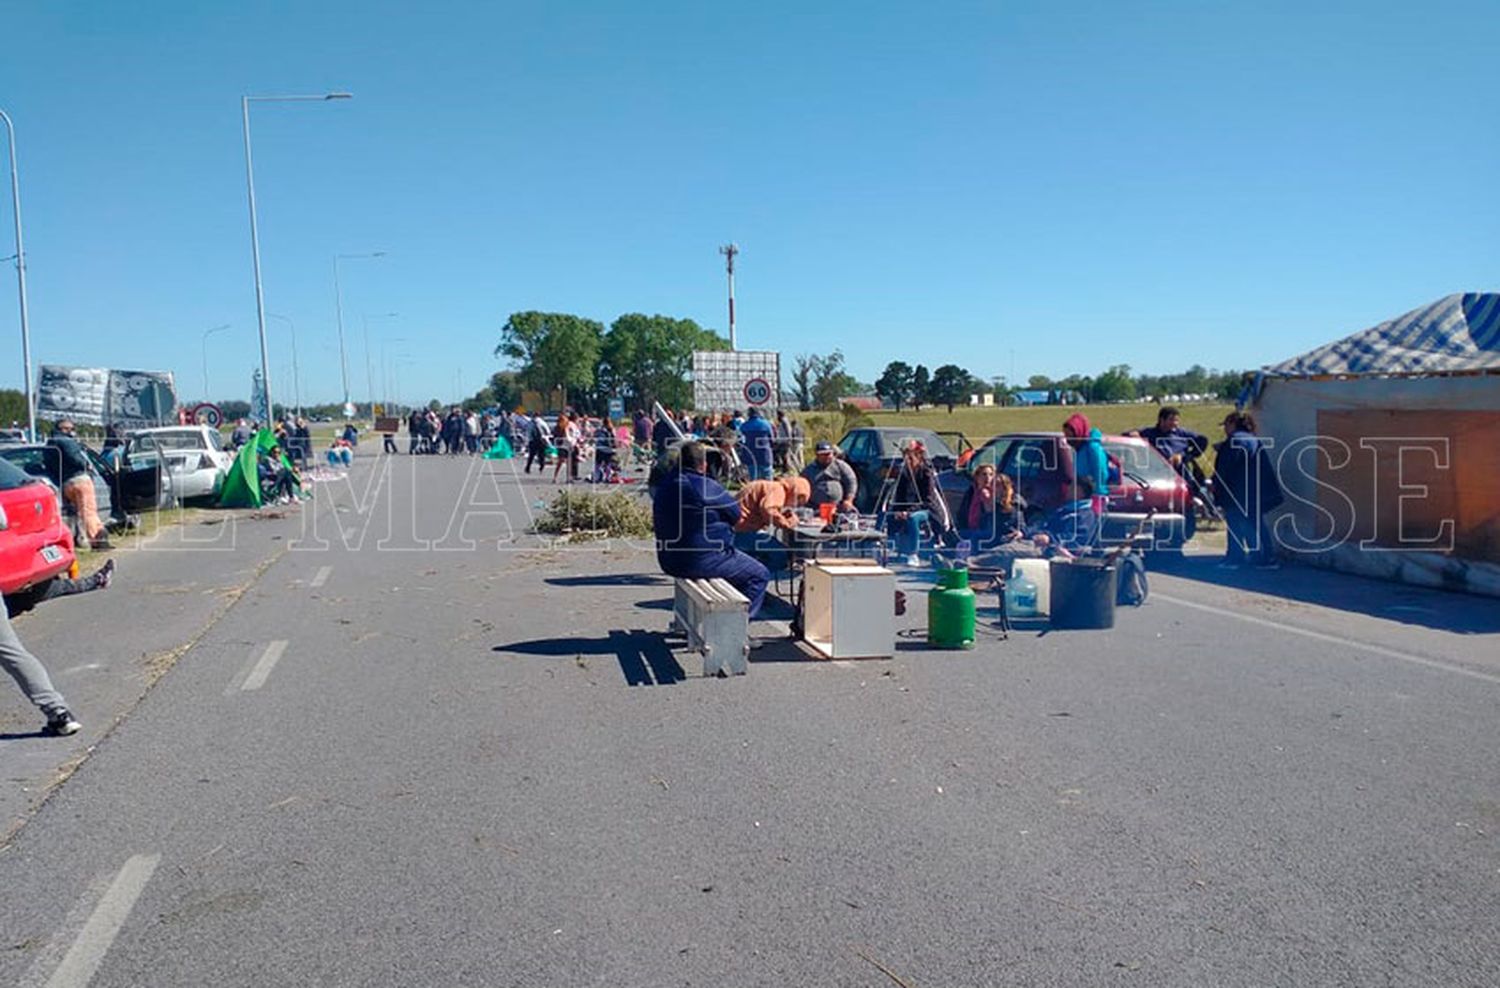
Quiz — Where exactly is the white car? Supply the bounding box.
[124,426,233,502]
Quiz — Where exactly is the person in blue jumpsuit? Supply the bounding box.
[652,441,770,617]
[737,407,774,481]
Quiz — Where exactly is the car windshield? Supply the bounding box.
[1106,440,1177,482]
[876,431,955,459]
[129,431,208,453]
[967,438,1017,472]
[0,455,45,491]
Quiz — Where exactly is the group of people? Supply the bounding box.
[647,402,1288,618]
[404,407,497,456]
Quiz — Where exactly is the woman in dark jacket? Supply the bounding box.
[956,464,1025,550]
[1212,411,1283,568]
[884,439,954,564]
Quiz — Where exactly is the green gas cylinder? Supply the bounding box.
[927,566,976,649]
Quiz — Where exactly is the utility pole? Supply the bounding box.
[719,243,738,350]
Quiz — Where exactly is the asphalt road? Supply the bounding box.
[1,449,1497,987]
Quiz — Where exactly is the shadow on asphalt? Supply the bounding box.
[1151,553,1500,634]
[495,630,687,686]
[545,575,671,588]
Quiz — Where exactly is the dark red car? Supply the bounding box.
[938,432,1193,549]
[0,455,78,597]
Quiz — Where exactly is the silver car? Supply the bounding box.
[125,426,233,502]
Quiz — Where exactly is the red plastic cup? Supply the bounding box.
[818,503,835,522]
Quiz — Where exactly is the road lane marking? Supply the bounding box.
[309,565,332,588]
[1153,592,1500,686]
[26,853,160,988]
[240,640,288,692]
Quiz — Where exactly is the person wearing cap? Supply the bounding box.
[802,442,858,512]
[882,438,953,565]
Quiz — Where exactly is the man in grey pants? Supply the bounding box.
[0,559,110,737]
[1,596,81,735]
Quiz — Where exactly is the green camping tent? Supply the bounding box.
[218,429,300,508]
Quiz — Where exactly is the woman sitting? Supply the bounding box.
[882,439,954,566]
[956,463,1024,550]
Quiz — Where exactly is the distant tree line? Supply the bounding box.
[494,310,728,413]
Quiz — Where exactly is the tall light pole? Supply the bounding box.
[200,323,231,400]
[268,313,302,417]
[242,91,351,423]
[361,311,397,415]
[334,250,385,416]
[1,108,35,439]
[380,337,408,410]
[719,242,738,350]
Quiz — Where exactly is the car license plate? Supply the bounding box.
[40,545,62,563]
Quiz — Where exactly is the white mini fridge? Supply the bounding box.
[802,560,895,659]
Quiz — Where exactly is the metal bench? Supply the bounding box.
[669,577,750,677]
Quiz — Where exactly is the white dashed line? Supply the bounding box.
[1153,593,1500,686]
[240,640,288,692]
[23,853,160,988]
[309,566,332,588]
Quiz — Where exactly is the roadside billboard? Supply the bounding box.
[692,350,780,412]
[36,365,178,427]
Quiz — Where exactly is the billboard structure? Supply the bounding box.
[36,365,178,427]
[692,350,780,412]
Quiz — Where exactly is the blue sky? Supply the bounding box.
[1,0,1495,406]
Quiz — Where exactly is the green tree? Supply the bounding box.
[812,349,852,410]
[1091,364,1136,403]
[600,313,728,411]
[0,389,27,426]
[874,361,915,412]
[928,364,973,413]
[911,365,931,410]
[486,371,522,412]
[791,354,818,411]
[496,311,604,409]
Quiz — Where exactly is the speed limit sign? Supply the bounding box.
[743,378,772,406]
[192,402,224,428]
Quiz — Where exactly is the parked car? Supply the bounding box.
[833,427,971,514]
[0,443,123,543]
[122,426,233,502]
[939,432,1192,548]
[0,455,77,598]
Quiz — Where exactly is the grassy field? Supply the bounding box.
[797,402,1233,451]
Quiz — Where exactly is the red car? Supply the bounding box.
[0,455,77,597]
[939,431,1193,548]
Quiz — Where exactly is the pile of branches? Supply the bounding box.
[531,489,654,541]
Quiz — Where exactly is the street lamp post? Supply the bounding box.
[361,311,397,417]
[0,108,36,440]
[380,337,408,412]
[241,91,351,423]
[334,251,385,417]
[268,313,302,417]
[200,323,232,401]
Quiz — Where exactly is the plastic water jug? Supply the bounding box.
[1005,571,1040,618]
[1011,558,1051,617]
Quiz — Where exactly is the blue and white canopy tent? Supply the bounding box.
[1265,292,1500,378]
[1251,293,1500,596]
